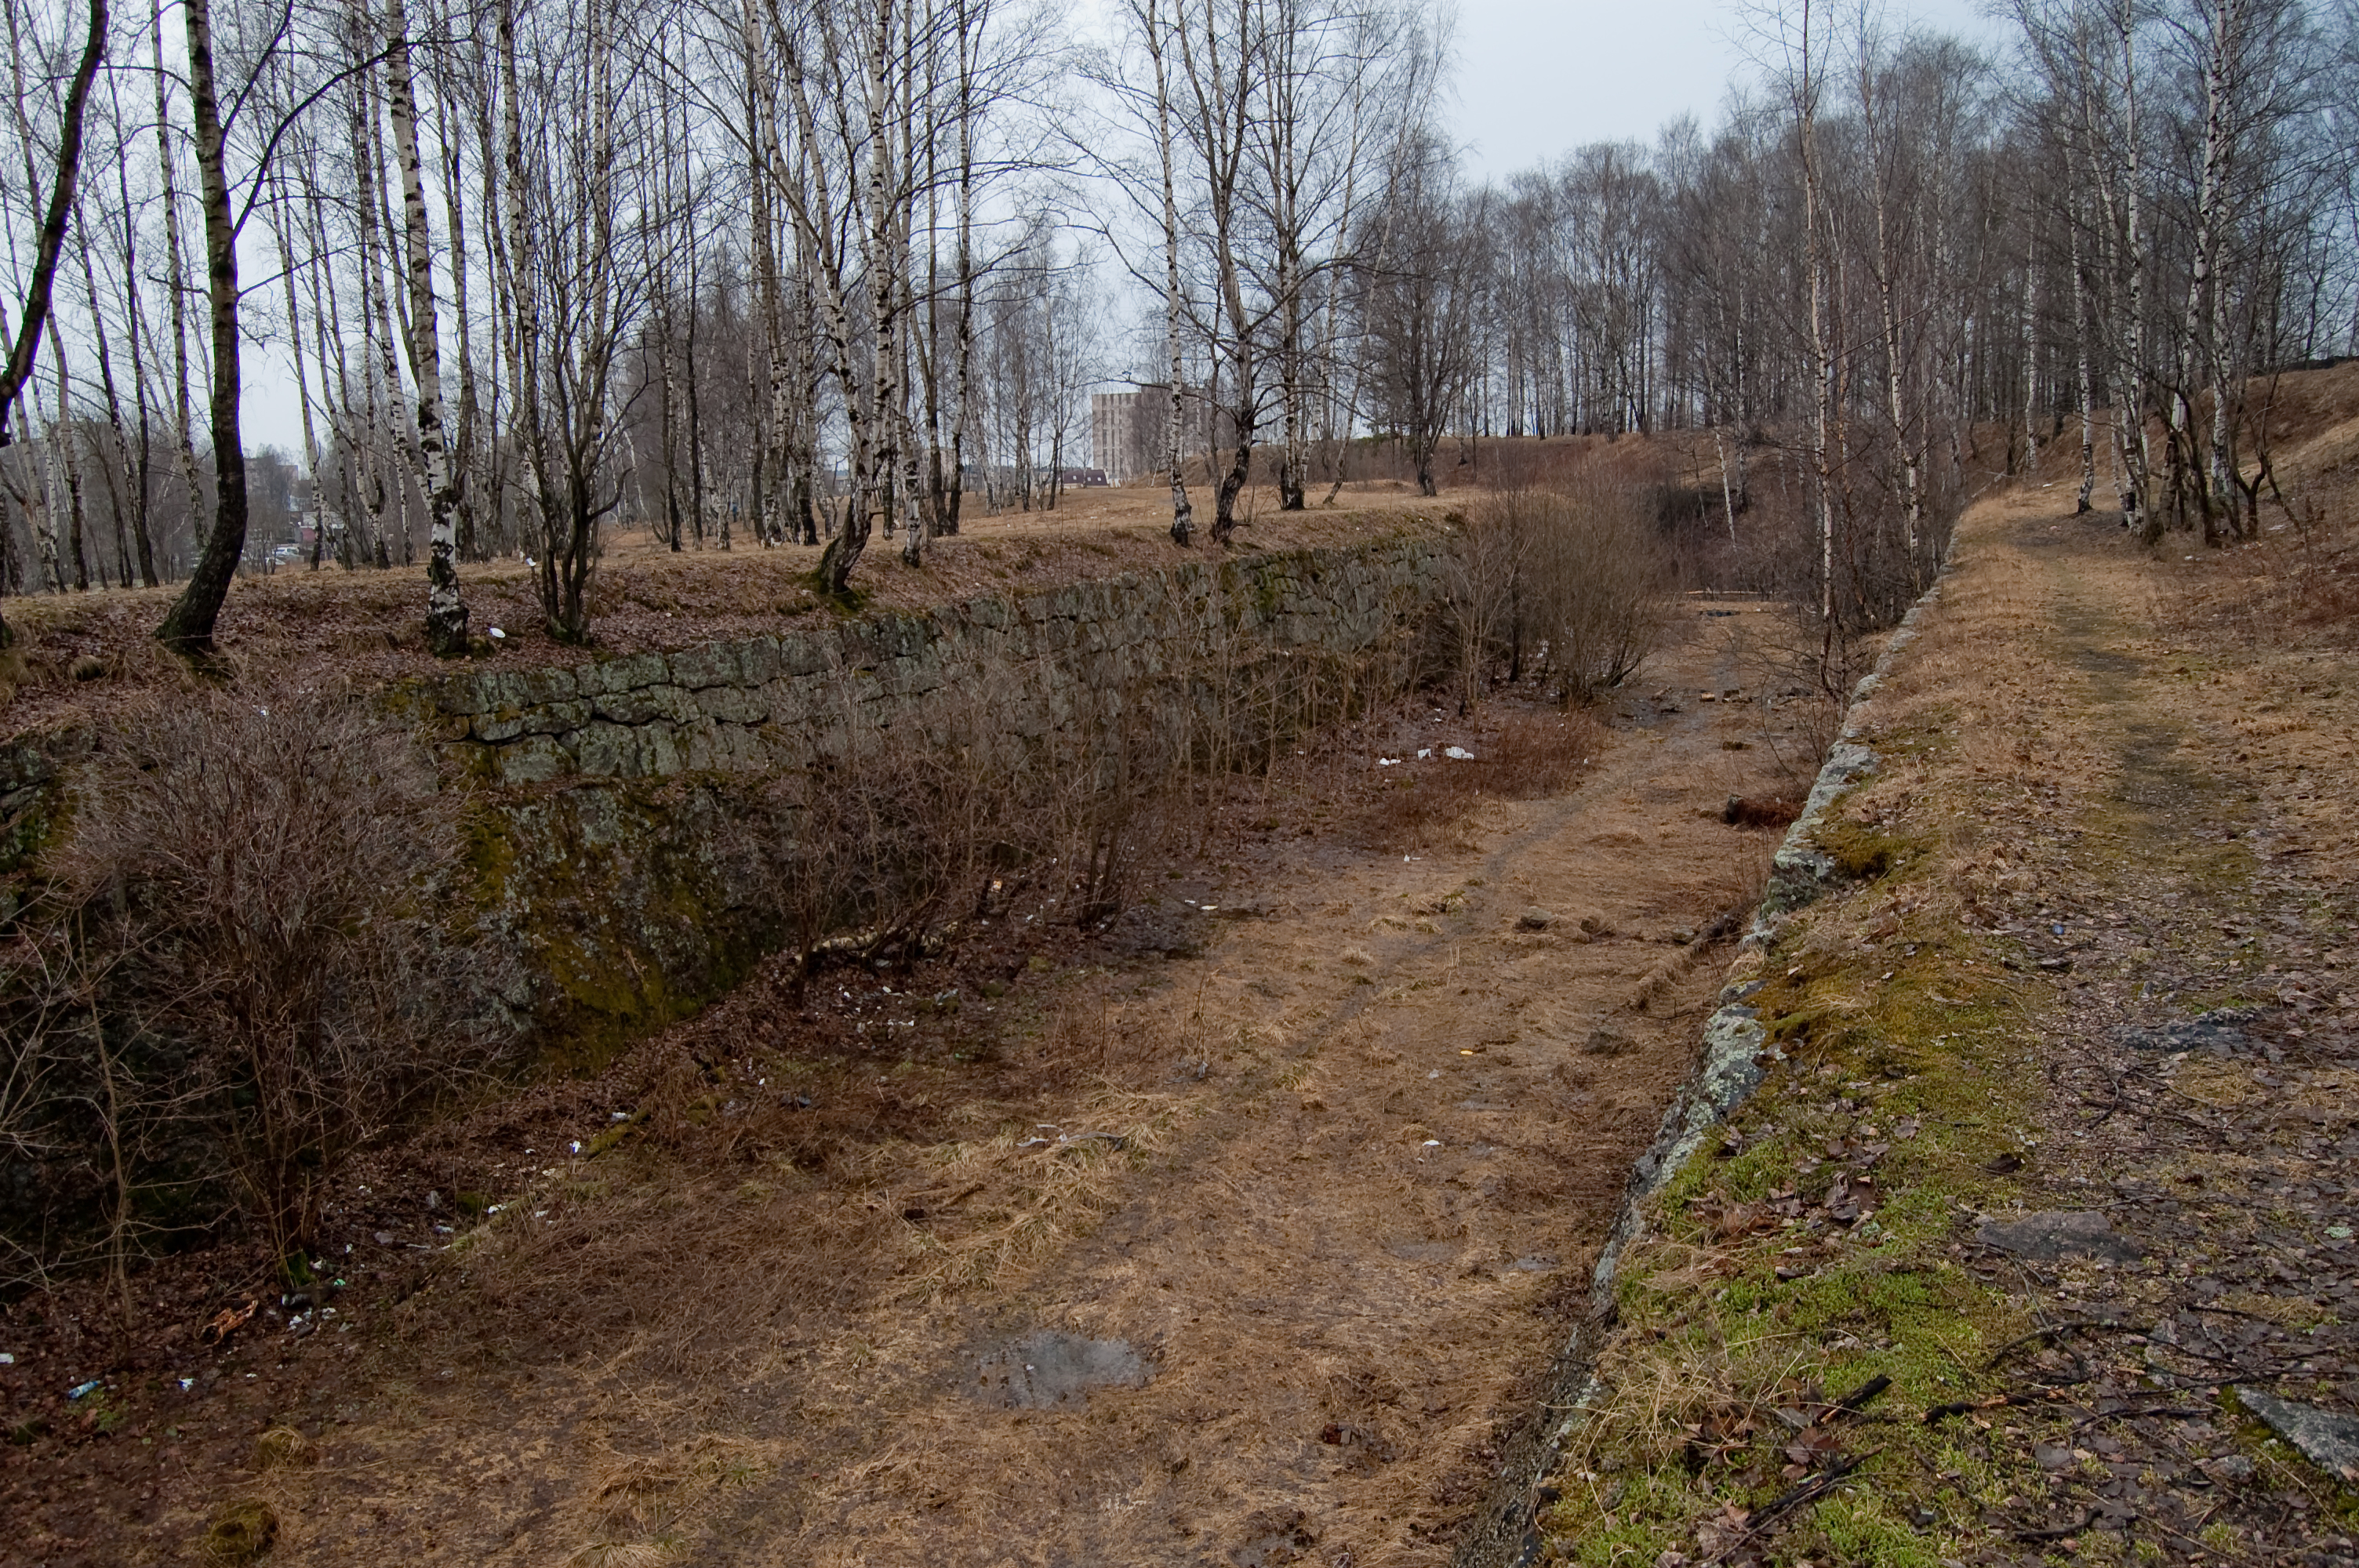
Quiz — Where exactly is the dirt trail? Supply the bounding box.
[1520,481,2359,1566]
[3,604,1824,1568]
[737,618,1792,1568]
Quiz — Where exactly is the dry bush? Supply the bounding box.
[1448,477,1677,704]
[42,685,496,1266]
[732,630,1423,978]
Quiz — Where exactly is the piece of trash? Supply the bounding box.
[0,1352,13,1365]
[568,1140,582,1154]
[1422,1139,1442,1148]
[1427,1070,1441,1079]
[610,1111,630,1121]
[178,1377,194,1392]
[1417,747,1432,758]
[67,1380,101,1399]
[202,1301,258,1344]
[1200,905,1217,912]
[1444,746,1475,760]
[1377,757,1401,766]
[489,626,506,639]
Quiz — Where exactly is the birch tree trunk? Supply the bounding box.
[53,341,90,590]
[2068,186,2098,513]
[386,0,470,652]
[2117,0,2154,539]
[1141,0,1194,543]
[75,187,150,586]
[105,89,164,585]
[155,0,252,654]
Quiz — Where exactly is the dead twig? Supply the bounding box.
[1982,1318,2143,1370]
[1703,1449,1877,1564]
[1818,1374,1892,1423]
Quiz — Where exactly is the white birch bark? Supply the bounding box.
[385,0,469,652]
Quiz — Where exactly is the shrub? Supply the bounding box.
[1448,476,1677,703]
[42,685,493,1266]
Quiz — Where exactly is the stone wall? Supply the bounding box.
[394,534,1445,1058]
[0,537,1447,1059]
[416,538,1445,789]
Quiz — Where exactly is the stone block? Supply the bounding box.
[594,684,696,727]
[645,725,685,777]
[696,684,769,725]
[497,734,572,785]
[570,721,644,778]
[778,634,832,678]
[580,652,671,696]
[667,643,743,690]
[737,637,783,685]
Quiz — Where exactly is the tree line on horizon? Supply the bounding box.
[0,0,2350,655]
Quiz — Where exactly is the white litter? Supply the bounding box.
[1445,746,1475,760]
[1416,748,1432,759]
[489,626,507,639]
[1377,757,1401,766]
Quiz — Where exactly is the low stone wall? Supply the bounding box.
[0,535,1448,1060]
[416,539,1447,790]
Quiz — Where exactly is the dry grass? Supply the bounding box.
[1361,706,1608,851]
[0,491,1442,737]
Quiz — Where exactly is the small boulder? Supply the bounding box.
[2235,1388,2359,1484]
[1517,909,1555,931]
[1975,1210,2143,1263]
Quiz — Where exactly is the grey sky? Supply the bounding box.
[1445,0,2008,180]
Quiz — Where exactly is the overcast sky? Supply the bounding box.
[1444,0,2007,179]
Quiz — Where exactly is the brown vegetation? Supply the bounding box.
[5,687,494,1284]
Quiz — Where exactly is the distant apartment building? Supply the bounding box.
[1090,383,1219,483]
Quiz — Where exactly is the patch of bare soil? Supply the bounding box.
[0,601,1824,1567]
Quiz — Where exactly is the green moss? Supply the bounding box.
[1812,818,1920,882]
[459,804,520,911]
[1536,840,2055,1564]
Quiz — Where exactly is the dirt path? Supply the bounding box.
[1,602,1826,1568]
[1525,485,2359,1566]
[736,619,1791,1568]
